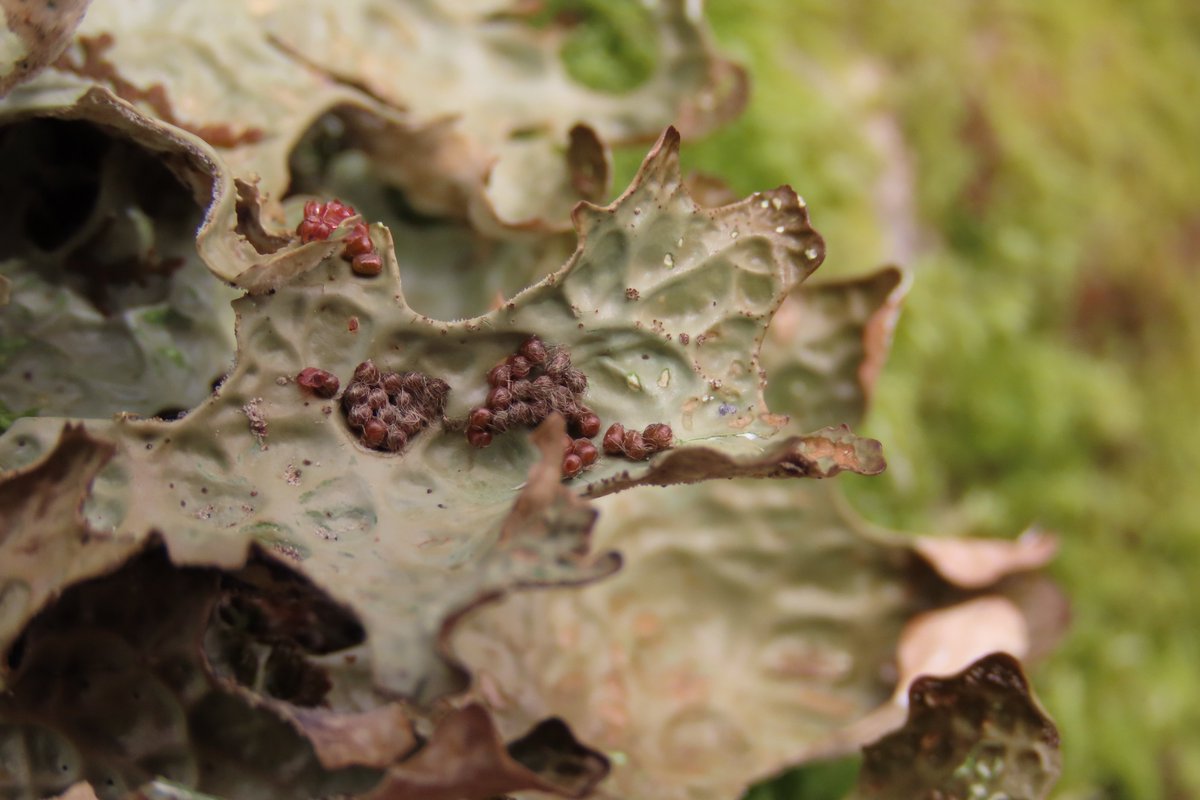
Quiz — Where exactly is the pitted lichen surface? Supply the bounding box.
[0,118,878,715]
[851,653,1062,800]
[453,270,1059,800]
[19,0,739,231]
[253,0,744,227]
[0,4,1066,798]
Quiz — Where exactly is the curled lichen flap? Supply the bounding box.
[0,0,92,96]
[253,0,745,230]
[450,266,1062,800]
[1,111,883,738]
[22,0,741,234]
[453,477,1061,800]
[0,87,241,423]
[849,653,1062,800]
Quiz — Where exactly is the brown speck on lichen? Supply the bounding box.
[625,287,640,301]
[242,398,268,447]
[272,543,303,560]
[680,333,690,345]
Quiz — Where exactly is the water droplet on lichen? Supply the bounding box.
[626,373,643,391]
[658,369,671,388]
[774,226,785,234]
[730,230,739,239]
[676,237,684,248]
[759,199,770,209]
[663,253,675,268]
[804,246,820,260]
[771,196,783,210]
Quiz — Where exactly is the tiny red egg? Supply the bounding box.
[602,423,625,455]
[562,453,583,478]
[642,423,674,451]
[351,253,383,276]
[487,364,512,387]
[519,336,547,365]
[623,430,650,460]
[487,386,513,410]
[574,439,598,466]
[467,427,493,448]
[508,355,531,379]
[297,367,339,398]
[354,360,380,384]
[362,418,388,448]
[576,411,601,439]
[469,407,494,429]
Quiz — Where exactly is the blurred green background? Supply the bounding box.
[608,1,1200,797]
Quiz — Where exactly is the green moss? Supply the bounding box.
[545,0,658,93]
[0,399,37,433]
[0,335,29,369]
[695,1,1200,797]
[743,756,859,800]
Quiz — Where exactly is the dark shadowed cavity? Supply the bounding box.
[0,118,238,422]
[0,546,378,800]
[0,119,199,314]
[285,107,575,321]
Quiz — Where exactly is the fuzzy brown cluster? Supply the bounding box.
[297,199,383,276]
[342,360,449,452]
[603,422,674,461]
[466,336,600,449]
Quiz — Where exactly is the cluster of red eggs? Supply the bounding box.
[297,337,674,478]
[602,422,674,460]
[466,336,599,449]
[340,360,450,453]
[297,199,382,276]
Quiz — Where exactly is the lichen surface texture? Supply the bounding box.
[0,1,1104,799]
